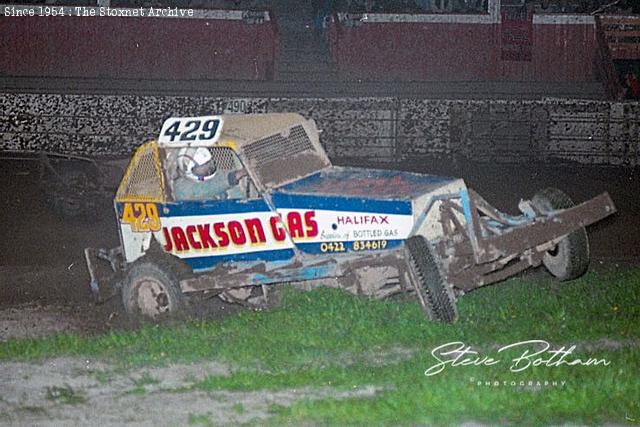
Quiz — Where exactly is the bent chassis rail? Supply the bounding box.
[434,190,616,292]
[84,247,126,303]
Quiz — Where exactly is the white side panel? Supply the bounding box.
[120,224,154,263]
[156,211,295,259]
[277,209,414,242]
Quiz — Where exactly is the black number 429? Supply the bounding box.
[161,118,221,143]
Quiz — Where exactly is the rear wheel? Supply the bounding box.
[532,188,590,281]
[404,236,458,323]
[122,261,187,321]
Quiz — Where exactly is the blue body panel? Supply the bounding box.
[184,249,297,272]
[162,199,271,217]
[275,167,457,200]
[271,192,412,215]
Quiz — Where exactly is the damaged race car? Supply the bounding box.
[85,113,617,323]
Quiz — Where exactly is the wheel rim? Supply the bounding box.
[543,238,571,277]
[131,277,172,318]
[546,244,560,257]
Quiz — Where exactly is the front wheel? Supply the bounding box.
[404,236,458,323]
[122,261,187,321]
[532,188,590,281]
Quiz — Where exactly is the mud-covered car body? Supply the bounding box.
[86,113,616,322]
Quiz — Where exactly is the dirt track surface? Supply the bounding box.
[0,356,381,425]
[0,158,639,340]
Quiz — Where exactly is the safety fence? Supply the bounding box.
[1,93,638,166]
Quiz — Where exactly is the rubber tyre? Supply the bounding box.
[404,236,458,323]
[122,261,187,322]
[532,188,590,281]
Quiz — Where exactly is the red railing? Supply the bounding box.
[594,15,625,100]
[328,11,598,82]
[0,8,278,80]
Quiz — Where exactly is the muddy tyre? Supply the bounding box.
[404,236,458,323]
[532,188,590,281]
[122,261,187,321]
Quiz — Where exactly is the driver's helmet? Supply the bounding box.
[178,147,217,181]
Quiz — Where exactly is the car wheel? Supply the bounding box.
[532,188,590,281]
[122,261,187,321]
[404,236,458,323]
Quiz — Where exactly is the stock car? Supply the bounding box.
[85,113,616,322]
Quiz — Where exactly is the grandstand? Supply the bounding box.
[0,0,638,99]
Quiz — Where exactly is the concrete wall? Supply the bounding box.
[1,93,639,166]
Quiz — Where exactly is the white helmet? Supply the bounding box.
[178,147,217,181]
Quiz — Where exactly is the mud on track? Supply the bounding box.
[0,357,383,425]
[0,157,639,339]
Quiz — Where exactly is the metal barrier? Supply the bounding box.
[1,93,639,167]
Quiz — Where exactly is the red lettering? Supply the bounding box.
[162,227,172,252]
[270,216,286,241]
[197,224,217,249]
[213,222,230,247]
[304,211,318,237]
[380,215,389,224]
[287,211,304,238]
[228,221,247,245]
[244,218,266,244]
[170,227,189,252]
[185,225,202,250]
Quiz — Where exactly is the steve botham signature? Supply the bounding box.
[424,340,611,376]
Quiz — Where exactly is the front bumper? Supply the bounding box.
[84,246,124,303]
[437,190,617,291]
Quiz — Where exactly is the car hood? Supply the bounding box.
[275,166,463,200]
[273,166,468,242]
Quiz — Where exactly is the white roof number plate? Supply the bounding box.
[158,116,223,147]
